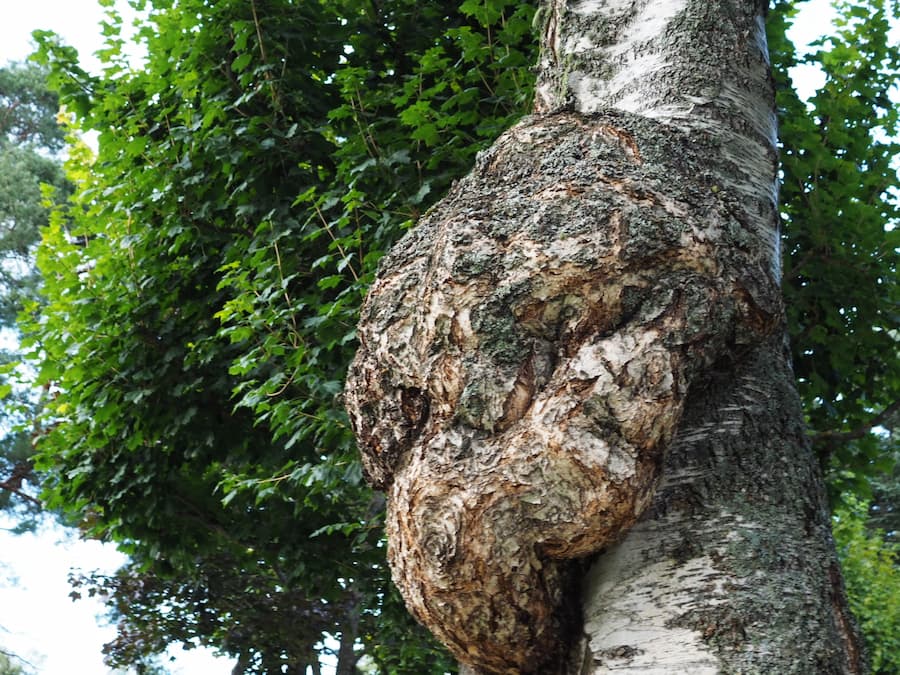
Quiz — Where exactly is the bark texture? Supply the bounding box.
[535,0,780,279]
[344,0,864,672]
[576,336,864,674]
[345,109,781,671]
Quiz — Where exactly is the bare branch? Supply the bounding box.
[0,481,42,508]
[811,400,900,445]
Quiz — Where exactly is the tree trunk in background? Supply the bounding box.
[335,594,360,675]
[345,0,865,673]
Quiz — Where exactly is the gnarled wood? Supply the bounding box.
[344,110,780,672]
[343,0,863,672]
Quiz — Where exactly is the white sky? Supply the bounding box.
[0,0,119,74]
[0,518,231,674]
[1,7,229,675]
[0,519,127,674]
[0,0,874,674]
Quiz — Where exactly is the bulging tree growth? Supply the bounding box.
[17,0,898,672]
[346,0,868,672]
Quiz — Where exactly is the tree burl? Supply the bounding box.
[344,111,781,674]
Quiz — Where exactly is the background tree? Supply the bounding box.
[0,61,68,524]
[770,3,900,670]
[0,651,27,675]
[832,493,899,673]
[0,59,72,675]
[20,0,898,672]
[770,0,899,497]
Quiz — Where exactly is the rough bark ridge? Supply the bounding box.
[342,0,818,672]
[577,335,865,673]
[345,109,780,672]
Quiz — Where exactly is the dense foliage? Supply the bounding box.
[832,494,900,674]
[8,0,897,671]
[26,0,535,670]
[769,0,899,497]
[0,62,69,525]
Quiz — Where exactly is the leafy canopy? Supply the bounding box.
[14,0,899,671]
[770,0,900,497]
[26,0,535,670]
[0,61,69,524]
[831,493,900,674]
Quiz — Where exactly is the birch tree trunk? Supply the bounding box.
[344,0,865,672]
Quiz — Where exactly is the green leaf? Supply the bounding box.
[231,52,252,73]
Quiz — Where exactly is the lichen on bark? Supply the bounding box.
[344,110,781,673]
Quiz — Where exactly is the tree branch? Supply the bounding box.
[0,645,38,671]
[810,400,900,445]
[0,482,42,507]
[0,461,41,507]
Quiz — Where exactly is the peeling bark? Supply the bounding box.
[577,336,864,673]
[346,109,778,672]
[343,0,864,672]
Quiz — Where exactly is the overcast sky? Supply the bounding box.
[0,0,863,673]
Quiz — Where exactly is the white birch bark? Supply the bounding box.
[344,0,864,672]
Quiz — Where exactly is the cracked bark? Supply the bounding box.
[344,0,865,672]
